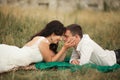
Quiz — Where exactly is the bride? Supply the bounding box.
[0,20,75,73]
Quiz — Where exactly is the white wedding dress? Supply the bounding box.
[0,36,46,73]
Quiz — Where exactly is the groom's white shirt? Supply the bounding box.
[70,34,116,66]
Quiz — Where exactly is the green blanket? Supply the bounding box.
[35,57,120,72]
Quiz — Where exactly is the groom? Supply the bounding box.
[63,24,120,66]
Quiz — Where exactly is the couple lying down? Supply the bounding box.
[0,20,119,73]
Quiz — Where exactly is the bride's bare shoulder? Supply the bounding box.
[24,36,46,46]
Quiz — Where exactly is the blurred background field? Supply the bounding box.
[0,5,120,49]
[0,0,120,80]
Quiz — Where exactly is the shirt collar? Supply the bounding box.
[76,34,89,51]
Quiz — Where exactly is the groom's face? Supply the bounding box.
[63,30,73,42]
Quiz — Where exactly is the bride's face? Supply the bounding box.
[51,33,62,44]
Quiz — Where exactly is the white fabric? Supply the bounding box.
[0,36,46,73]
[70,34,116,66]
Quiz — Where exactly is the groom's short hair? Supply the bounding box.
[66,24,83,38]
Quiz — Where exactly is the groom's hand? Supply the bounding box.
[71,59,80,65]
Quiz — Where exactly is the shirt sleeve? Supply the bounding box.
[69,49,80,63]
[79,45,93,65]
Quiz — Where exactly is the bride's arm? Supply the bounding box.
[57,53,66,61]
[39,38,75,62]
[39,42,66,62]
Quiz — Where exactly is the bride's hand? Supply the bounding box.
[63,37,76,49]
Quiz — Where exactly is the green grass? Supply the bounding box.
[0,6,120,80]
[0,69,120,80]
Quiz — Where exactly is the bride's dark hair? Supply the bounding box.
[31,20,66,53]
